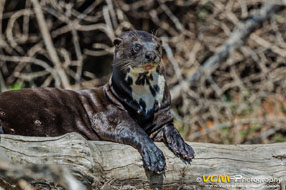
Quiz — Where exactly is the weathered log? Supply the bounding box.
[0,132,286,190]
[0,159,86,190]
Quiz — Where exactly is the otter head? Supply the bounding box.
[111,31,166,117]
[113,30,162,74]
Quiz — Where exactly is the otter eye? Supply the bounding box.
[132,44,142,53]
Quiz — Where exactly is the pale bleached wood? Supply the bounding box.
[0,132,286,190]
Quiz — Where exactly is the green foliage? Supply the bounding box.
[250,124,260,133]
[240,105,253,116]
[174,119,184,133]
[197,1,214,21]
[222,128,229,135]
[10,83,23,90]
[222,94,232,102]
[274,14,285,23]
[240,130,247,138]
[273,133,286,142]
[281,105,286,113]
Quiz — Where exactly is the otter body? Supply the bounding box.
[0,31,194,173]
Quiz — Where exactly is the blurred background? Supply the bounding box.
[0,0,285,144]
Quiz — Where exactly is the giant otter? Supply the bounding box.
[0,31,194,173]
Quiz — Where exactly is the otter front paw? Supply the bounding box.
[141,143,166,174]
[165,130,195,161]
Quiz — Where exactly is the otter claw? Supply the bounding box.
[141,143,166,173]
[165,132,195,161]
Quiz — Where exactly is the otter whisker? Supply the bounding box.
[113,60,132,67]
[121,64,133,71]
[115,61,133,71]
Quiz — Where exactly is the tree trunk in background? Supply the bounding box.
[0,133,285,190]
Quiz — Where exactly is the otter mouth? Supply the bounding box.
[138,62,157,71]
[127,62,158,73]
[143,63,156,71]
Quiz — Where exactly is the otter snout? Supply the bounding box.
[145,51,160,63]
[145,51,155,61]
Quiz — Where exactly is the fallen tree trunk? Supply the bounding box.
[0,132,286,190]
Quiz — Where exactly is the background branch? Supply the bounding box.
[170,1,285,101]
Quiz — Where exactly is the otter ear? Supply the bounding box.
[113,38,122,47]
[159,39,163,45]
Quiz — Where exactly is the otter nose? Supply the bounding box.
[145,51,156,62]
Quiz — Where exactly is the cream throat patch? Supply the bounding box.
[125,66,165,114]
